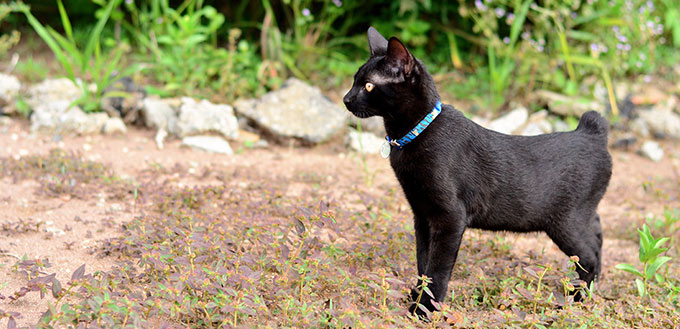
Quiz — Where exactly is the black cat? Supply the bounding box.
[343,27,612,317]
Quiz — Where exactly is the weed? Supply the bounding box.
[15,0,136,113]
[616,224,673,297]
[12,55,48,82]
[3,150,679,327]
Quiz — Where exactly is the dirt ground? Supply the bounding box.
[0,117,678,327]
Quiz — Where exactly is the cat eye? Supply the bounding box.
[364,82,374,92]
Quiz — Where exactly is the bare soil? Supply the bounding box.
[0,118,678,327]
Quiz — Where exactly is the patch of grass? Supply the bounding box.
[2,152,679,328]
[13,55,49,82]
[0,149,131,199]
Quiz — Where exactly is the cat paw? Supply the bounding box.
[409,287,438,320]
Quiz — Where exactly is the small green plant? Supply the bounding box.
[16,0,134,113]
[13,55,48,82]
[121,0,274,101]
[616,224,672,297]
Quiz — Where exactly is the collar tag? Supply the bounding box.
[380,141,391,158]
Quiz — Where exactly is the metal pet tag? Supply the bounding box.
[380,141,391,158]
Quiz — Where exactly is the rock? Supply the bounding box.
[346,129,385,154]
[141,97,179,133]
[552,120,571,132]
[30,100,109,134]
[520,123,545,136]
[535,90,603,117]
[0,73,21,115]
[611,135,637,151]
[181,135,234,155]
[177,97,238,139]
[27,79,108,134]
[26,78,82,110]
[639,141,663,162]
[629,117,650,138]
[351,116,385,136]
[102,117,127,135]
[488,107,528,135]
[234,78,348,143]
[637,107,680,139]
[520,110,552,136]
[470,116,491,128]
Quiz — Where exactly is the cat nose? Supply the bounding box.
[343,93,352,106]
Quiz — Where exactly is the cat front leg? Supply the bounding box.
[413,216,430,276]
[409,206,466,317]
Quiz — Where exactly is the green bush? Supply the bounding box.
[7,0,680,109]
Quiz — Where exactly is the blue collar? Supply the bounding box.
[386,101,443,150]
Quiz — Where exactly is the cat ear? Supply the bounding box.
[386,37,415,76]
[367,26,388,56]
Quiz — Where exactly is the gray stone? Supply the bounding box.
[346,129,385,155]
[611,135,637,150]
[26,78,82,110]
[352,116,385,136]
[141,97,179,134]
[520,123,545,136]
[637,107,680,139]
[27,79,110,134]
[488,107,528,135]
[181,135,233,155]
[30,99,109,134]
[629,117,650,138]
[0,73,21,114]
[639,141,663,162]
[520,110,553,136]
[234,78,348,143]
[535,90,603,117]
[552,119,571,132]
[470,116,491,128]
[102,117,127,135]
[177,97,238,139]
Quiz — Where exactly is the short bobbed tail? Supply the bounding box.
[576,111,609,138]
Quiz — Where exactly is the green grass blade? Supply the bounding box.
[56,0,75,44]
[84,0,121,67]
[572,8,612,26]
[508,0,531,48]
[47,27,81,68]
[20,8,75,80]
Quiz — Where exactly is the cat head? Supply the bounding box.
[343,27,437,120]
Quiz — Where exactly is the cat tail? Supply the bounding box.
[576,111,609,138]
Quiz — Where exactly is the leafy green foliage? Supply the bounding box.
[616,224,673,297]
[119,0,277,101]
[15,0,136,113]
[7,0,680,111]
